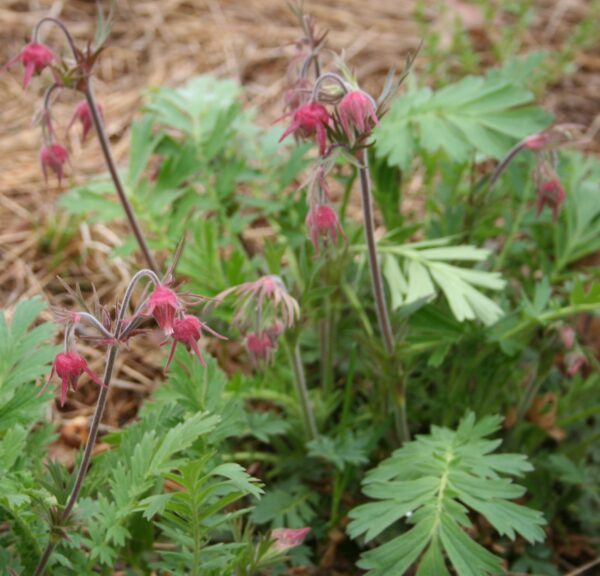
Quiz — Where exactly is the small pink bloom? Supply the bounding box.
[559,326,576,350]
[523,132,550,151]
[40,352,105,407]
[338,90,379,141]
[245,331,276,364]
[565,352,587,377]
[146,284,182,335]
[306,204,343,254]
[536,179,566,221]
[165,314,226,371]
[279,102,330,156]
[6,42,55,89]
[271,527,311,551]
[40,143,69,186]
[68,100,102,142]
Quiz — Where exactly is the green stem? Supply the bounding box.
[287,340,318,440]
[495,181,531,271]
[320,298,334,395]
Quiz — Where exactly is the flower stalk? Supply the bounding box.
[356,148,409,443]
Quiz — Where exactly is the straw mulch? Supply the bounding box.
[0,0,598,466]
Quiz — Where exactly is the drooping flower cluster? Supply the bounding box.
[277,10,400,256]
[41,273,225,406]
[6,28,107,186]
[217,276,299,366]
[490,126,584,222]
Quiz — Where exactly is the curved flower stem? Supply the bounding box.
[33,17,78,59]
[84,79,159,275]
[356,148,410,444]
[287,339,318,440]
[310,72,349,102]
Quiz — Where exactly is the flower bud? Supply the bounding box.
[165,315,226,371]
[40,143,69,186]
[6,42,55,89]
[536,179,565,222]
[69,100,102,142]
[306,204,343,254]
[279,102,331,156]
[41,351,104,407]
[146,284,182,335]
[338,90,379,141]
[245,332,277,365]
[271,527,311,551]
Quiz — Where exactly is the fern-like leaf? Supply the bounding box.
[348,413,546,576]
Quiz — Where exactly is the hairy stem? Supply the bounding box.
[357,149,410,444]
[84,79,159,274]
[356,149,395,354]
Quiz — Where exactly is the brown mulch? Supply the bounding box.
[0,0,598,474]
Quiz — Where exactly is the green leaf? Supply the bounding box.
[348,413,546,575]
[375,72,552,169]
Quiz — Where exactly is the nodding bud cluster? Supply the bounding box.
[6,42,55,89]
[490,127,577,220]
[6,26,106,186]
[41,272,224,406]
[217,277,299,366]
[277,14,390,256]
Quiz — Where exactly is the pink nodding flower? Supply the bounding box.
[306,204,343,254]
[536,179,566,222]
[271,527,311,551]
[40,143,69,186]
[245,331,276,364]
[164,314,226,371]
[6,43,55,89]
[338,90,379,141]
[559,326,576,350]
[39,352,105,407]
[279,102,331,156]
[68,100,102,143]
[146,284,182,335]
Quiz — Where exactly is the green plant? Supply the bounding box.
[348,414,546,575]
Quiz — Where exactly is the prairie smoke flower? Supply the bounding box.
[6,43,54,89]
[40,351,105,407]
[271,527,311,551]
[536,179,565,221]
[40,143,69,185]
[338,90,379,141]
[245,331,276,364]
[145,284,182,335]
[306,204,343,254]
[279,102,330,156]
[68,100,102,142]
[217,275,300,330]
[165,314,226,370]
